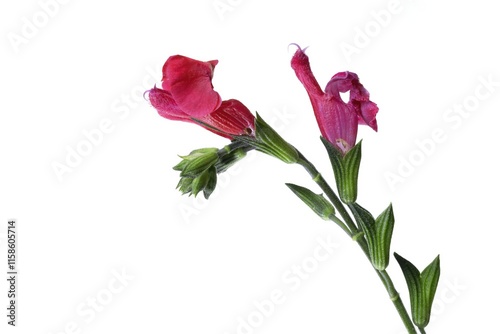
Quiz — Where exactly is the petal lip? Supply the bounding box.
[162,55,222,118]
[148,86,191,122]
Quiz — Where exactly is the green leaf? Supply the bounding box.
[373,204,395,270]
[421,255,441,321]
[394,253,441,329]
[286,183,335,220]
[349,203,376,256]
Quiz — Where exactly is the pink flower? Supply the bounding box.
[291,46,378,154]
[148,55,255,139]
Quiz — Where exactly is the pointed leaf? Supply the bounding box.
[349,203,376,259]
[286,183,335,220]
[373,204,395,270]
[421,255,441,324]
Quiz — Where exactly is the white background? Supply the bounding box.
[1,0,499,333]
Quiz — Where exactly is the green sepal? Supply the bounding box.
[286,183,335,220]
[394,253,441,329]
[343,141,362,202]
[174,148,219,177]
[236,113,298,164]
[203,166,218,199]
[321,138,362,203]
[320,136,344,194]
[185,166,218,198]
[176,176,194,195]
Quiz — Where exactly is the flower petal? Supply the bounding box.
[162,55,222,118]
[290,46,324,98]
[198,99,255,139]
[357,101,378,131]
[316,96,359,153]
[324,71,358,96]
[325,71,378,131]
[147,86,191,121]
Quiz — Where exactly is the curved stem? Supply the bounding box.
[328,214,353,238]
[296,151,417,334]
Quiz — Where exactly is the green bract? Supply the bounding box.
[394,253,441,330]
[286,183,335,220]
[321,138,362,204]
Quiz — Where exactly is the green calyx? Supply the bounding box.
[236,113,298,164]
[321,138,362,204]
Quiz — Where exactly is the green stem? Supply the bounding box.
[328,214,353,238]
[296,152,417,334]
[418,328,427,334]
[354,236,417,334]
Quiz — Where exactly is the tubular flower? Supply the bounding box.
[291,46,378,154]
[147,55,255,139]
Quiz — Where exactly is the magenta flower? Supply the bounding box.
[148,55,255,139]
[291,46,378,154]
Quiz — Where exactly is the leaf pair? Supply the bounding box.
[349,203,395,270]
[394,253,441,330]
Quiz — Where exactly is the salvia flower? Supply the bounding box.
[291,46,378,154]
[147,55,255,139]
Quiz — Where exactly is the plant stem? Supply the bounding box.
[296,153,417,334]
[328,214,353,238]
